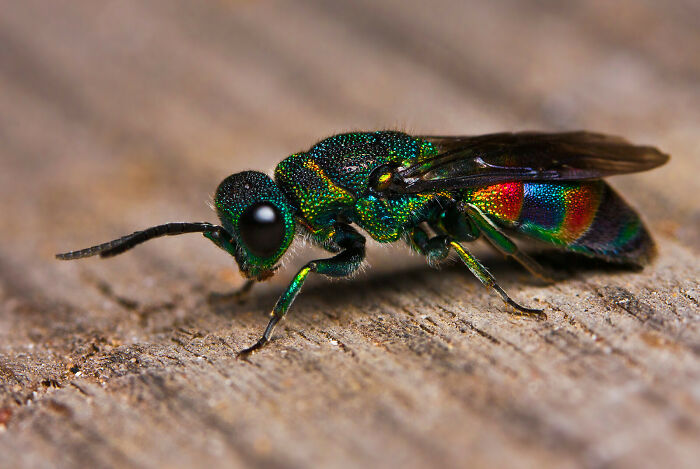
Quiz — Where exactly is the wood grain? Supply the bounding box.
[0,1,698,468]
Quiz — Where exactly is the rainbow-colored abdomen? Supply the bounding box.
[462,181,655,265]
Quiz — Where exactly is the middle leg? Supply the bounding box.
[460,203,560,283]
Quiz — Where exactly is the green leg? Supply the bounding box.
[410,225,543,318]
[461,203,559,283]
[408,226,451,267]
[204,230,257,302]
[238,224,366,357]
[432,205,481,243]
[450,240,546,319]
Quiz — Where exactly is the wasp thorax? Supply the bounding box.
[214,171,296,275]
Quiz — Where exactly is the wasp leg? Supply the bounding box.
[409,226,543,318]
[238,223,366,357]
[408,226,451,267]
[461,203,560,284]
[450,240,546,320]
[203,230,258,303]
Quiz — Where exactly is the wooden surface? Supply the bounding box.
[1,1,699,468]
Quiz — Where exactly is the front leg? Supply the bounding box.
[204,230,258,303]
[239,223,366,357]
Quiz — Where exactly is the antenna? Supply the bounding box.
[56,222,224,260]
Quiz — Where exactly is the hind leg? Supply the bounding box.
[407,226,545,319]
[449,240,545,319]
[460,203,560,283]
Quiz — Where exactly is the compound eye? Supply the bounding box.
[238,202,286,258]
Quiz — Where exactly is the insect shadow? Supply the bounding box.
[205,249,642,325]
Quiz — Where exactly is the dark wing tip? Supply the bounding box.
[638,144,670,168]
[510,130,670,172]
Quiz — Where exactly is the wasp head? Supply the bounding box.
[213,171,296,280]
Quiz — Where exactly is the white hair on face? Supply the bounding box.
[206,196,216,212]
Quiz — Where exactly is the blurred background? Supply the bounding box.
[1,1,699,468]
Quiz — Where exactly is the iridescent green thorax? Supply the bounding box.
[274,131,444,243]
[353,193,446,242]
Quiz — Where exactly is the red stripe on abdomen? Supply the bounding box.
[467,182,524,223]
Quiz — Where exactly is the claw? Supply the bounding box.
[502,296,547,320]
[512,307,548,321]
[236,337,269,359]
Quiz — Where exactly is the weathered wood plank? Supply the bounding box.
[0,1,698,468]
